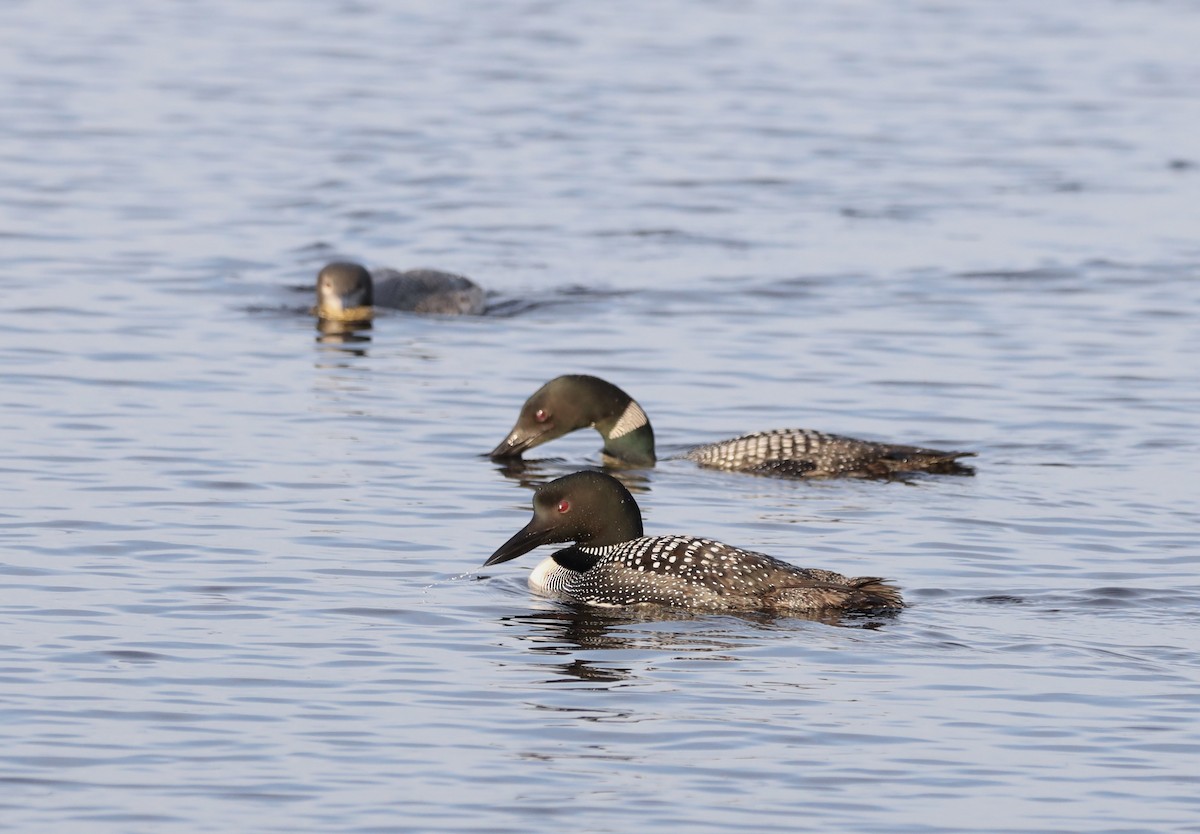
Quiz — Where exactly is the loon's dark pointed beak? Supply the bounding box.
[488,427,543,460]
[483,517,557,566]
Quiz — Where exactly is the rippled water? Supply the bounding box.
[2,1,1199,831]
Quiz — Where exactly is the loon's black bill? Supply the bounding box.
[488,430,538,460]
[483,519,556,566]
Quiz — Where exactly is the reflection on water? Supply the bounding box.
[490,457,656,494]
[499,602,896,657]
[488,455,567,488]
[315,316,373,346]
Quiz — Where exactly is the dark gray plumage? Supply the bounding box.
[315,261,485,320]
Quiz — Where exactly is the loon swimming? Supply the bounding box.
[489,374,974,478]
[484,471,902,614]
[315,261,485,320]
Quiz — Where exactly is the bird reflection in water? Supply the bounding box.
[316,317,373,348]
[496,604,893,685]
[489,457,653,495]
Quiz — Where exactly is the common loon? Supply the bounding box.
[488,374,974,478]
[314,261,485,320]
[484,471,902,614]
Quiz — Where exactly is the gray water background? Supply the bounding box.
[1,1,1198,831]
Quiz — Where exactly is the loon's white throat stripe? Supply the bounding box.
[608,400,648,439]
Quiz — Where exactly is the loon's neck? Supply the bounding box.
[594,398,656,466]
[551,545,604,573]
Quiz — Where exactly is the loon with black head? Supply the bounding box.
[315,261,485,321]
[484,471,903,614]
[489,374,974,478]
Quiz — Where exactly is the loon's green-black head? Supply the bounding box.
[483,471,645,566]
[488,375,656,466]
[316,262,374,321]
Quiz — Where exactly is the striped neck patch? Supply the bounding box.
[608,400,648,439]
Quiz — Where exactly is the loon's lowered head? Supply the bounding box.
[488,375,656,467]
[489,374,974,479]
[315,262,374,321]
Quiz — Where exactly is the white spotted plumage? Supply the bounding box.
[680,427,967,477]
[487,471,903,614]
[543,535,898,613]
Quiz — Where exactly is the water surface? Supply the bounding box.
[1,1,1199,832]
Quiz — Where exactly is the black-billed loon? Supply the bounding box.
[484,471,903,614]
[488,374,974,478]
[315,261,485,320]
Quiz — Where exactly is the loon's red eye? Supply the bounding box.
[534,409,549,423]
[557,500,570,513]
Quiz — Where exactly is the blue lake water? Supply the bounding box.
[1,1,1198,831]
